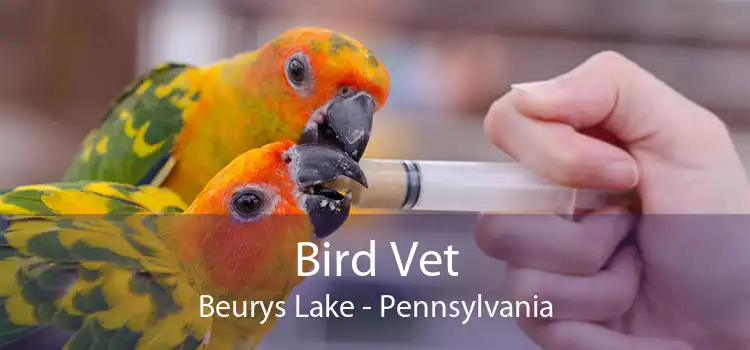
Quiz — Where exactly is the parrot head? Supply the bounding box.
[243,27,390,162]
[179,141,367,294]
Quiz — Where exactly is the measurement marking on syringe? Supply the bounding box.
[401,160,422,210]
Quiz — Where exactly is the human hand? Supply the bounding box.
[476,51,750,350]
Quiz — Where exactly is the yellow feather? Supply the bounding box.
[0,260,22,295]
[11,184,68,193]
[81,182,130,200]
[5,294,36,325]
[154,69,202,120]
[133,121,167,158]
[79,131,97,163]
[119,110,166,158]
[57,228,143,260]
[135,79,153,96]
[40,190,112,214]
[0,202,34,215]
[95,268,153,330]
[81,261,106,270]
[59,279,97,316]
[4,221,57,251]
[95,136,109,155]
[120,109,134,122]
[129,185,187,212]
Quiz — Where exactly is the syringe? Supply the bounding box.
[331,159,638,214]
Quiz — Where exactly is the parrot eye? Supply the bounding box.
[285,52,313,93]
[287,58,307,84]
[231,189,265,220]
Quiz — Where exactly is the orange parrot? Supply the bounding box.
[63,27,389,205]
[0,142,367,349]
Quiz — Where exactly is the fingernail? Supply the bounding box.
[604,161,639,189]
[510,79,561,95]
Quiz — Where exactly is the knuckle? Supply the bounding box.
[556,150,580,172]
[549,149,585,184]
[483,99,511,148]
[701,112,730,137]
[588,50,635,70]
[486,97,506,117]
[587,50,644,80]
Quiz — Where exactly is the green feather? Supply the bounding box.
[64,320,96,350]
[71,286,108,314]
[26,231,74,262]
[108,327,140,350]
[0,190,51,214]
[62,63,193,187]
[52,309,84,331]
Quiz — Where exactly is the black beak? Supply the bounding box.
[299,91,375,162]
[285,144,368,239]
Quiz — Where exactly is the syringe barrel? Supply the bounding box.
[333,159,636,213]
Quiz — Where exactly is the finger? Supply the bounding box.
[506,247,641,322]
[511,51,723,155]
[509,51,750,213]
[518,319,693,350]
[483,93,638,190]
[483,51,736,191]
[475,207,633,274]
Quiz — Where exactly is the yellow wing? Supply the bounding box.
[0,181,210,349]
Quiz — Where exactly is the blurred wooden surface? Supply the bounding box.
[0,0,141,131]
[0,0,142,185]
[223,0,750,130]
[224,0,750,47]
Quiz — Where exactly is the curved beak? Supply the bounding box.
[299,91,376,162]
[285,144,368,239]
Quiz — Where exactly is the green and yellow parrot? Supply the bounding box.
[63,27,389,203]
[0,141,368,349]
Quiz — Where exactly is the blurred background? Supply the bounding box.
[2,0,750,349]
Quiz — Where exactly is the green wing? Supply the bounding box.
[62,63,200,187]
[0,182,208,349]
